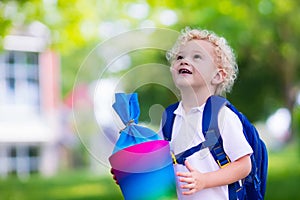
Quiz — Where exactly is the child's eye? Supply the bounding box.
[194,54,202,59]
[176,55,184,60]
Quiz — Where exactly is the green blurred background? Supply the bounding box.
[0,0,300,199]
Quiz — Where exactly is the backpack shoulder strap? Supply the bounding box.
[203,95,231,168]
[171,96,231,165]
[162,102,179,141]
[203,95,241,200]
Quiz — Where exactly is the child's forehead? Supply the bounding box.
[178,39,215,55]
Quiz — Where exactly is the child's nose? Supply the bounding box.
[180,58,190,66]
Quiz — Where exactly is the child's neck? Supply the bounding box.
[180,88,213,113]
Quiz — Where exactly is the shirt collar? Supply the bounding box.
[174,101,205,116]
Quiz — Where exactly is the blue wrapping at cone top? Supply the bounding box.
[112,93,161,153]
[110,93,177,200]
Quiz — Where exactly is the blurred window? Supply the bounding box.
[0,51,40,111]
[0,145,40,177]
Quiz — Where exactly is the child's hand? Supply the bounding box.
[176,160,206,195]
[110,168,119,185]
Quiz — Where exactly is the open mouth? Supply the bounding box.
[179,68,192,74]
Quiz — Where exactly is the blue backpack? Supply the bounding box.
[161,95,268,200]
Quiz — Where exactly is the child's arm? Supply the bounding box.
[177,154,251,195]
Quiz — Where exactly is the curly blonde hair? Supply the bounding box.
[166,27,238,95]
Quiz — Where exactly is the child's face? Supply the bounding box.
[170,39,221,93]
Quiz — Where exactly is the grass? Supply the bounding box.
[265,143,300,200]
[0,143,299,200]
[0,170,123,200]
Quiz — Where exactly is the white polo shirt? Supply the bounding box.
[159,102,253,200]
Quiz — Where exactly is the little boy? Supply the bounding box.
[159,27,253,199]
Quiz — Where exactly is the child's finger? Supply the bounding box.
[182,188,197,195]
[179,176,194,184]
[181,182,196,189]
[110,168,116,175]
[176,171,192,178]
[184,160,195,172]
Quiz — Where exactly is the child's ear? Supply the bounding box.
[212,69,226,85]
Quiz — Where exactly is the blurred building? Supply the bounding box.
[0,22,61,178]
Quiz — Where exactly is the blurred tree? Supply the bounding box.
[1,0,299,128]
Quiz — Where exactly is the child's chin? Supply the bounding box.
[175,82,193,90]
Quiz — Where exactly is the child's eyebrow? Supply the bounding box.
[192,50,207,56]
[177,50,205,54]
[193,50,203,53]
